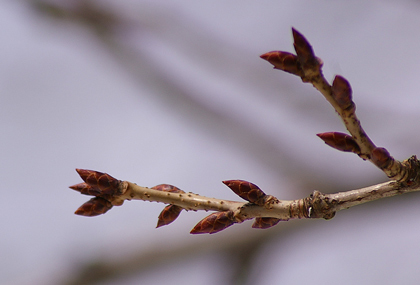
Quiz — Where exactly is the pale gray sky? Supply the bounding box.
[1,1,420,284]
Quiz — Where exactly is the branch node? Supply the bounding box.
[308,190,336,220]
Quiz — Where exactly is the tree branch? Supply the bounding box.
[68,28,420,234]
[69,168,420,234]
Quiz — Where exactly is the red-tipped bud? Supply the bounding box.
[252,217,281,229]
[69,182,102,196]
[74,197,113,216]
[292,28,318,68]
[151,185,185,228]
[260,51,302,76]
[222,180,266,205]
[317,132,361,153]
[156,205,183,228]
[371,147,393,168]
[190,211,235,234]
[75,169,122,196]
[332,75,353,110]
[151,184,185,194]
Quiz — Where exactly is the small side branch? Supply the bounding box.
[260,28,420,182]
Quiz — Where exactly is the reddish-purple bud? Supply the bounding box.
[75,169,122,196]
[332,75,353,110]
[317,132,360,153]
[222,180,266,205]
[69,182,102,196]
[74,197,113,216]
[156,205,183,228]
[292,28,317,68]
[151,184,185,194]
[252,217,281,229]
[260,51,302,76]
[151,185,185,228]
[371,147,393,168]
[190,211,235,234]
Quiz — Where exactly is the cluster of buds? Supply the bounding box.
[260,29,361,156]
[69,169,285,234]
[260,28,322,82]
[69,169,126,216]
[260,28,407,180]
[190,180,280,234]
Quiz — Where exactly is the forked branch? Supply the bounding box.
[68,28,420,234]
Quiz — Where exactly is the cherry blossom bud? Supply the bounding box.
[74,197,113,216]
[151,184,185,194]
[292,28,318,68]
[69,182,101,196]
[190,211,235,234]
[252,217,281,229]
[371,147,393,168]
[317,132,360,153]
[75,169,122,195]
[260,51,302,76]
[222,180,266,205]
[156,205,183,228]
[332,75,353,110]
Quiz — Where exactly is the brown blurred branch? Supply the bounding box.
[32,0,333,196]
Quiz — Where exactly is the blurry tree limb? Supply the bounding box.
[64,226,278,285]
[32,0,334,194]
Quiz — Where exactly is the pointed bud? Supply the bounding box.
[156,205,183,228]
[292,28,318,68]
[222,180,266,205]
[371,147,393,168]
[317,132,361,153]
[332,75,353,110]
[190,211,235,234]
[69,182,102,196]
[252,217,281,229]
[151,184,185,194]
[74,197,113,216]
[260,51,302,76]
[75,169,122,196]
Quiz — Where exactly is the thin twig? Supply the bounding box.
[260,28,420,182]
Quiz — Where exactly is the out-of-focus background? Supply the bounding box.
[2,0,420,284]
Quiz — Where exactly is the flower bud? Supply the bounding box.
[252,217,281,229]
[69,182,101,196]
[292,28,318,68]
[222,180,266,205]
[156,205,183,228]
[74,197,113,216]
[317,132,360,153]
[260,51,302,76]
[371,147,393,168]
[332,75,353,110]
[75,169,122,195]
[190,211,235,234]
[151,184,185,194]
